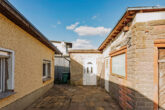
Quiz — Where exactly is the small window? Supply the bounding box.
[43,63,46,77]
[0,49,15,99]
[43,60,51,81]
[0,58,8,92]
[87,67,89,73]
[91,67,93,73]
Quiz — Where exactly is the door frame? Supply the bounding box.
[104,57,110,92]
[83,58,97,85]
[154,39,165,110]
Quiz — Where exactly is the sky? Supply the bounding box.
[9,0,165,49]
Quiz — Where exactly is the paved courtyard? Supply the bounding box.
[25,85,121,110]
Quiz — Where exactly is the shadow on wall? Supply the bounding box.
[105,79,165,110]
[70,58,165,110]
[70,58,105,86]
[54,65,70,83]
[54,56,70,84]
[70,58,84,85]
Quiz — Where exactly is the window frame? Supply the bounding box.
[0,58,8,93]
[153,39,165,109]
[42,60,51,82]
[109,46,127,79]
[0,48,15,99]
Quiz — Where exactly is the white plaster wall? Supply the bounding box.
[70,53,103,77]
[52,42,67,55]
[70,53,104,85]
[133,11,165,24]
[103,31,126,58]
[102,26,130,89]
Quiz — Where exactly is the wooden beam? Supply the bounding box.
[115,30,120,33]
[139,10,143,13]
[107,39,111,42]
[129,11,136,15]
[126,16,134,19]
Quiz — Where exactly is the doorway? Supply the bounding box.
[83,58,97,85]
[105,58,110,92]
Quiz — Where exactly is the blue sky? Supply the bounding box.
[9,0,165,49]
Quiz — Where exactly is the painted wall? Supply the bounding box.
[70,53,103,85]
[0,13,55,108]
[52,42,69,55]
[133,11,165,23]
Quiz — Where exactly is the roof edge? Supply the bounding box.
[0,0,61,54]
[69,49,102,54]
[51,40,72,44]
[98,6,165,51]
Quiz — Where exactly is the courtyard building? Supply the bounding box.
[51,41,72,84]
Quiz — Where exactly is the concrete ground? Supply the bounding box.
[25,85,121,110]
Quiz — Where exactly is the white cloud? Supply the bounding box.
[74,26,111,36]
[66,22,79,30]
[57,21,61,24]
[91,15,97,20]
[72,39,95,49]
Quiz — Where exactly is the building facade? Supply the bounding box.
[51,41,72,83]
[0,1,60,110]
[69,50,103,86]
[51,41,72,56]
[69,7,165,110]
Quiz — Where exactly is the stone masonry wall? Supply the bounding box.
[101,22,137,110]
[102,19,165,110]
[132,20,165,110]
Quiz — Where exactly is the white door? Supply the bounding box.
[83,58,97,85]
[105,58,110,92]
